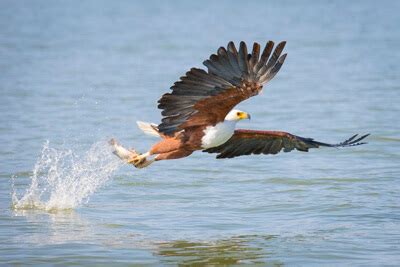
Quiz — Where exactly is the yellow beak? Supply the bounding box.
[240,112,251,120]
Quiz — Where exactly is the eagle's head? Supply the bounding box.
[225,109,251,121]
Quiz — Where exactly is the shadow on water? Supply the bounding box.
[9,209,284,265]
[155,235,283,266]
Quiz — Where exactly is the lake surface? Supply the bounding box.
[1,0,399,265]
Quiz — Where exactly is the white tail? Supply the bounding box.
[136,121,160,137]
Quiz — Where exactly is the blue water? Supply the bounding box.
[1,0,400,265]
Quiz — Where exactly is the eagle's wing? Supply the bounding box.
[204,130,370,159]
[157,41,287,136]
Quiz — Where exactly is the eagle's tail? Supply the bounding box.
[136,121,161,137]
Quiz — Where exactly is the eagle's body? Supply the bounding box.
[112,41,368,168]
[144,110,242,161]
[201,120,236,149]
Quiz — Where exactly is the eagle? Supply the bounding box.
[111,41,369,168]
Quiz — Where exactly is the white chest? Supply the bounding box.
[201,121,236,149]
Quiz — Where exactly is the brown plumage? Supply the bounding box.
[111,41,368,168]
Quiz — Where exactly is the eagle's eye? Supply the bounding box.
[236,112,241,116]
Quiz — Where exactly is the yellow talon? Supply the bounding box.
[135,159,154,169]
[126,154,146,167]
[126,157,136,164]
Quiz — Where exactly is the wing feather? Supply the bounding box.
[256,41,274,73]
[238,41,250,76]
[226,41,242,78]
[250,43,260,71]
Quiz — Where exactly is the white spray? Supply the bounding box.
[12,140,123,211]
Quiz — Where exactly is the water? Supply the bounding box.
[1,0,400,265]
[12,141,122,211]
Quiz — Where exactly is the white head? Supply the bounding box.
[224,109,251,121]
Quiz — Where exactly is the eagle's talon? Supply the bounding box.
[126,154,147,168]
[135,159,154,169]
[135,158,146,166]
[126,157,137,165]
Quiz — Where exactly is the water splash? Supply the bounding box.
[12,140,123,211]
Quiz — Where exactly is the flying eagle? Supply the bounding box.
[111,41,369,168]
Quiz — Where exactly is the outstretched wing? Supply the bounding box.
[204,130,370,159]
[158,41,287,136]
